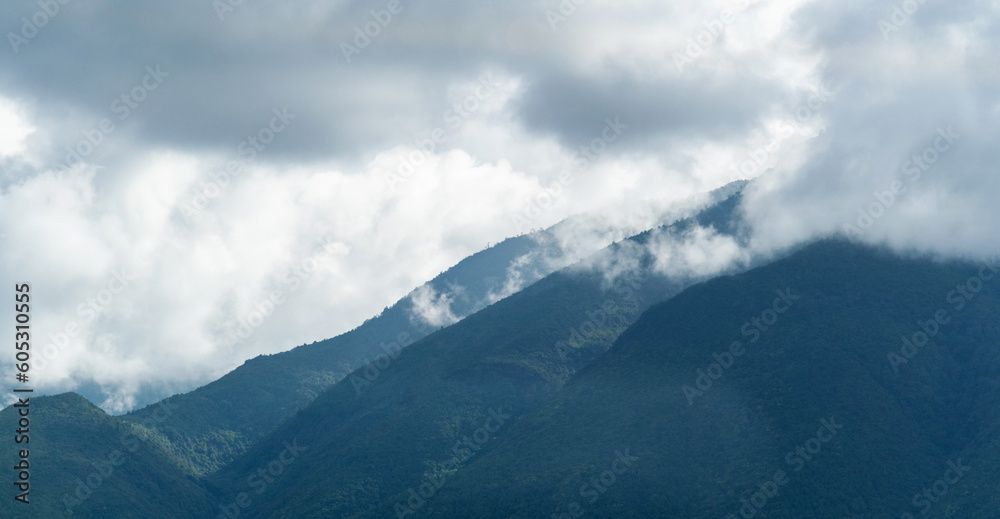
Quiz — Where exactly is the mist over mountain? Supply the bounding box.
[2,0,1000,517]
[404,240,1000,518]
[110,184,745,478]
[9,204,1000,518]
[1,185,753,517]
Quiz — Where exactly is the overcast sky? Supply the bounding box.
[0,0,997,412]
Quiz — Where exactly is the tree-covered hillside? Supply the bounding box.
[400,240,1000,518]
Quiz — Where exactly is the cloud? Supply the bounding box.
[0,97,34,157]
[648,225,751,278]
[408,284,461,328]
[742,0,1000,262]
[1,0,997,411]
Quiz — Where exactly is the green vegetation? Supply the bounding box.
[0,191,753,519]
[11,192,1000,518]
[120,231,547,477]
[205,196,748,519]
[0,393,213,518]
[389,240,1000,518]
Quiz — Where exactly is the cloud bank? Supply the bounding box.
[0,0,997,411]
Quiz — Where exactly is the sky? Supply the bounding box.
[0,0,997,412]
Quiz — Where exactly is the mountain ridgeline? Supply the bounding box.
[117,181,746,479]
[382,240,1000,518]
[0,187,745,517]
[4,187,1000,518]
[202,193,750,518]
[119,231,540,477]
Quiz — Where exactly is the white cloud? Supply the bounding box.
[408,284,461,328]
[0,97,33,157]
[649,225,751,278]
[1,0,997,412]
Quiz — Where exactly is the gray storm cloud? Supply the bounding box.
[0,0,997,411]
[742,0,1000,262]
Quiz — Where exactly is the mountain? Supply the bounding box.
[120,231,537,477]
[119,182,748,478]
[0,393,213,519]
[204,192,751,519]
[12,195,998,518]
[0,185,750,519]
[385,240,1000,518]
